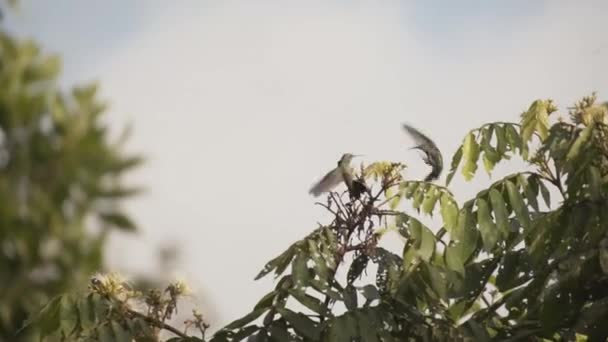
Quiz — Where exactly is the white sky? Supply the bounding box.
[5,0,608,330]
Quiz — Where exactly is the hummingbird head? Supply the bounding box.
[339,153,362,165]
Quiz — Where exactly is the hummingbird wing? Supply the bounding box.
[402,123,444,181]
[402,123,436,151]
[309,168,343,197]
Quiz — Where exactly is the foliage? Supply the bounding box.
[0,23,141,340]
[22,273,209,342]
[29,93,608,341]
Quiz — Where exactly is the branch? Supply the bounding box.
[128,308,191,339]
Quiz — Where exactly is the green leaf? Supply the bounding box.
[359,285,381,305]
[59,295,79,336]
[453,207,477,255]
[495,124,508,155]
[421,187,440,215]
[78,295,96,331]
[354,310,379,342]
[269,324,293,342]
[461,133,480,181]
[276,308,320,340]
[587,166,601,200]
[287,289,327,315]
[477,198,499,252]
[521,100,549,143]
[99,212,137,232]
[326,313,358,342]
[254,291,278,311]
[347,254,369,284]
[408,218,436,262]
[307,239,329,281]
[520,174,539,212]
[488,189,509,240]
[566,124,594,161]
[343,285,358,311]
[440,193,459,233]
[255,246,296,280]
[224,308,268,330]
[411,184,426,211]
[482,147,500,175]
[292,251,309,288]
[231,325,261,340]
[424,263,449,301]
[505,180,530,230]
[446,146,463,186]
[97,323,115,342]
[36,295,62,337]
[445,245,465,275]
[495,250,529,292]
[111,321,132,342]
[505,124,523,153]
[538,180,551,208]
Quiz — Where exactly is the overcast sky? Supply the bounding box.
[5,0,608,330]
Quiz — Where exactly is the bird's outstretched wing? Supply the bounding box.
[402,123,443,182]
[402,123,436,149]
[309,168,343,197]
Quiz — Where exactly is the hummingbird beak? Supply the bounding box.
[353,154,364,158]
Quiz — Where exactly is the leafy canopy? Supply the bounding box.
[0,23,141,341]
[29,94,608,341]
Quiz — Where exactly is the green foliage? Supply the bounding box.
[23,274,208,341]
[28,90,608,341]
[0,27,141,340]
[206,94,607,341]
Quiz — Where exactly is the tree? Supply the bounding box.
[28,93,608,341]
[0,20,142,341]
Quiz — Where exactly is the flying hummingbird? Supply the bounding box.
[309,153,367,198]
[402,123,443,182]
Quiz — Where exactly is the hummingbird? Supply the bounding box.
[402,123,443,182]
[309,153,367,199]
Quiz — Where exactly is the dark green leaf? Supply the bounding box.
[495,124,508,155]
[97,323,115,342]
[292,251,309,288]
[59,294,79,336]
[505,180,530,230]
[276,308,320,340]
[477,198,499,252]
[255,246,296,280]
[36,295,62,337]
[488,188,510,234]
[111,321,132,342]
[347,254,369,284]
[355,310,379,342]
[224,308,268,331]
[288,289,327,315]
[343,285,358,311]
[99,212,137,232]
[307,239,329,281]
[254,291,278,311]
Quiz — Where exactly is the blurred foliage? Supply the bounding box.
[29,94,608,341]
[0,17,141,341]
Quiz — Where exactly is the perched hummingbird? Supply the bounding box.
[402,123,443,182]
[309,153,366,198]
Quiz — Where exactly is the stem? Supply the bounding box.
[129,309,191,339]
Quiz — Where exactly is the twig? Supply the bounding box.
[128,308,190,339]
